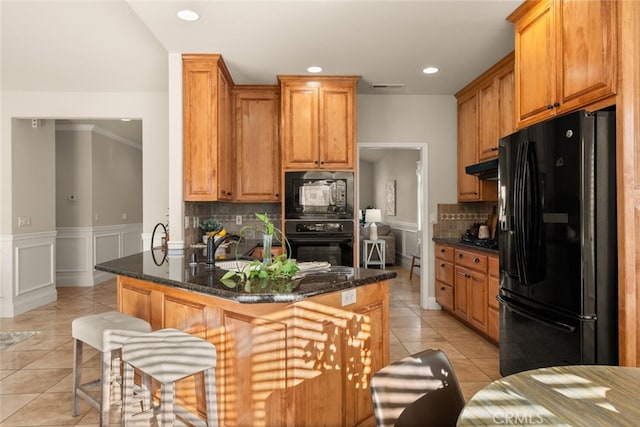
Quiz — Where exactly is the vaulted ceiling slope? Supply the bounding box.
[2,0,518,95]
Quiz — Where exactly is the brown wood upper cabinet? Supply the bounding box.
[183,54,234,201]
[455,52,513,202]
[233,86,281,202]
[508,0,617,129]
[279,76,359,170]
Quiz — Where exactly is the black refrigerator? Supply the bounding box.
[497,109,618,376]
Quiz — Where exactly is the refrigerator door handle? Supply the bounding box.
[498,295,576,333]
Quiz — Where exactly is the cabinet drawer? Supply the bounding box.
[488,255,499,277]
[435,244,454,262]
[454,249,487,272]
[435,260,454,285]
[435,281,454,312]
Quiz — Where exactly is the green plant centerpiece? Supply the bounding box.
[221,213,300,293]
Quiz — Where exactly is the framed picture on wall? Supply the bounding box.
[386,180,396,216]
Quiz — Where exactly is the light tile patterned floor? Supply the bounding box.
[0,266,499,425]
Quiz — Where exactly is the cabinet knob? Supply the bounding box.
[440,248,445,253]
[547,104,554,110]
[226,192,232,196]
[275,193,279,197]
[441,286,446,291]
[320,161,325,165]
[474,257,480,263]
[553,102,560,107]
[458,253,463,258]
[491,147,498,152]
[440,263,445,267]
[314,160,319,165]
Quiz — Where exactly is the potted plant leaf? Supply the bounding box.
[221,213,299,291]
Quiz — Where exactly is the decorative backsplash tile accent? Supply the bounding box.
[432,202,496,239]
[184,202,281,246]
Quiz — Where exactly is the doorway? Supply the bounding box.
[357,142,431,308]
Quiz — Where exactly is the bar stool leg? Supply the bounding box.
[99,350,112,425]
[159,382,176,426]
[122,362,135,426]
[204,367,218,426]
[72,339,82,416]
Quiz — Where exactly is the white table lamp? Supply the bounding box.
[365,209,382,240]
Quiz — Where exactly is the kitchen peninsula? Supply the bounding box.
[96,249,396,426]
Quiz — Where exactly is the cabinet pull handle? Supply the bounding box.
[474,257,480,263]
[491,147,499,152]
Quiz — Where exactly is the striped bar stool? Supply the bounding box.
[72,311,151,426]
[122,328,218,426]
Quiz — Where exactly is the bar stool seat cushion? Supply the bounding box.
[122,328,217,383]
[72,311,152,352]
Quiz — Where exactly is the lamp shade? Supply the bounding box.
[365,209,382,223]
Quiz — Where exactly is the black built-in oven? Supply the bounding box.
[285,220,354,267]
[284,171,354,220]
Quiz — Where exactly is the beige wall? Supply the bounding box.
[11,119,56,234]
[91,130,142,226]
[56,130,92,227]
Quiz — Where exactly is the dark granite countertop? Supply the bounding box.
[95,246,397,304]
[432,237,499,255]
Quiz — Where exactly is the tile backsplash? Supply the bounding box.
[184,202,281,246]
[432,202,496,239]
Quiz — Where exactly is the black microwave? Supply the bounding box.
[284,171,354,219]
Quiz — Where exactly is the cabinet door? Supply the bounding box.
[514,0,556,127]
[217,71,234,200]
[318,84,355,169]
[478,78,500,161]
[498,67,515,139]
[457,91,481,201]
[281,83,319,169]
[234,87,280,201]
[454,266,469,319]
[468,269,487,332]
[183,57,219,201]
[556,0,617,111]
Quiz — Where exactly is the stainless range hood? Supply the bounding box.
[465,158,498,180]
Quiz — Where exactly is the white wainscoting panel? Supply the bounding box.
[56,223,142,287]
[1,231,58,317]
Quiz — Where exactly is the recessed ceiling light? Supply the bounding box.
[423,67,439,74]
[177,9,200,21]
[307,66,323,73]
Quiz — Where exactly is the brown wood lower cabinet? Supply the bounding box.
[117,275,389,426]
[435,243,498,342]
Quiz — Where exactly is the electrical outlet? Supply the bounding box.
[185,216,190,229]
[94,214,99,223]
[17,216,31,227]
[236,215,242,225]
[121,213,127,220]
[341,288,356,306]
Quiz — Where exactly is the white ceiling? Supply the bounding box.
[2,0,519,142]
[2,0,519,96]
